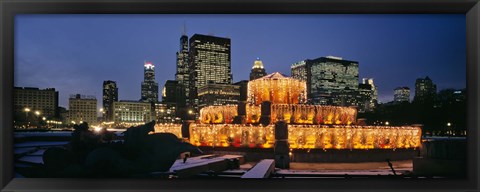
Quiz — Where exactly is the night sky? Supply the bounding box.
[15,14,466,111]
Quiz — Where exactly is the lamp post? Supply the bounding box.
[447,122,452,137]
[24,108,31,128]
[188,109,193,120]
[99,108,105,124]
[34,111,40,127]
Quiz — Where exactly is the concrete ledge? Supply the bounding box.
[199,146,419,163]
[241,159,275,178]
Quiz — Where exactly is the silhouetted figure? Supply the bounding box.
[17,121,202,177]
[85,122,202,176]
[68,122,101,164]
[18,121,203,178]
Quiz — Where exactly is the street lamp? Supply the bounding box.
[24,107,30,118]
[385,121,389,126]
[99,108,105,123]
[34,111,41,128]
[24,108,31,128]
[447,122,452,136]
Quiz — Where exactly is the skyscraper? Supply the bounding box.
[176,34,190,101]
[292,56,359,106]
[188,34,232,113]
[102,80,118,122]
[357,83,373,113]
[161,80,186,120]
[361,78,378,109]
[141,61,159,103]
[414,76,437,104]
[250,58,267,80]
[394,87,410,103]
[291,60,307,82]
[162,80,186,107]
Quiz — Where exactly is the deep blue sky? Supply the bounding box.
[15,14,466,110]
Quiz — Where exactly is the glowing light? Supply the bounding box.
[252,58,264,69]
[144,61,155,69]
[93,126,102,132]
[24,108,31,112]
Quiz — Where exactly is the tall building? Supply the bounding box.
[292,56,359,106]
[291,60,307,82]
[414,76,437,103]
[14,87,59,119]
[198,82,240,109]
[435,89,466,107]
[161,80,185,120]
[394,87,410,103]
[112,100,153,126]
[102,80,118,122]
[361,78,378,110]
[162,80,186,107]
[141,61,159,103]
[250,58,267,80]
[234,80,249,102]
[155,102,179,123]
[68,94,97,125]
[175,34,190,102]
[188,34,232,113]
[357,83,373,113]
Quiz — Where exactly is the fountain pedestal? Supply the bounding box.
[260,101,272,126]
[274,120,290,169]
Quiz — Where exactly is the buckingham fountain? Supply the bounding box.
[155,72,422,167]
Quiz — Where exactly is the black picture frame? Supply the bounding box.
[1,0,479,191]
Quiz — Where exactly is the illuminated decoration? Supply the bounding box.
[248,72,307,105]
[154,123,182,138]
[200,105,237,124]
[246,104,261,123]
[154,124,421,150]
[154,71,422,150]
[285,125,421,150]
[270,104,356,125]
[189,124,275,148]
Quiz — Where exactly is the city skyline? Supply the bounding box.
[15,14,466,110]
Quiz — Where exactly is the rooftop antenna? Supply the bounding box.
[208,28,214,36]
[182,21,187,36]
